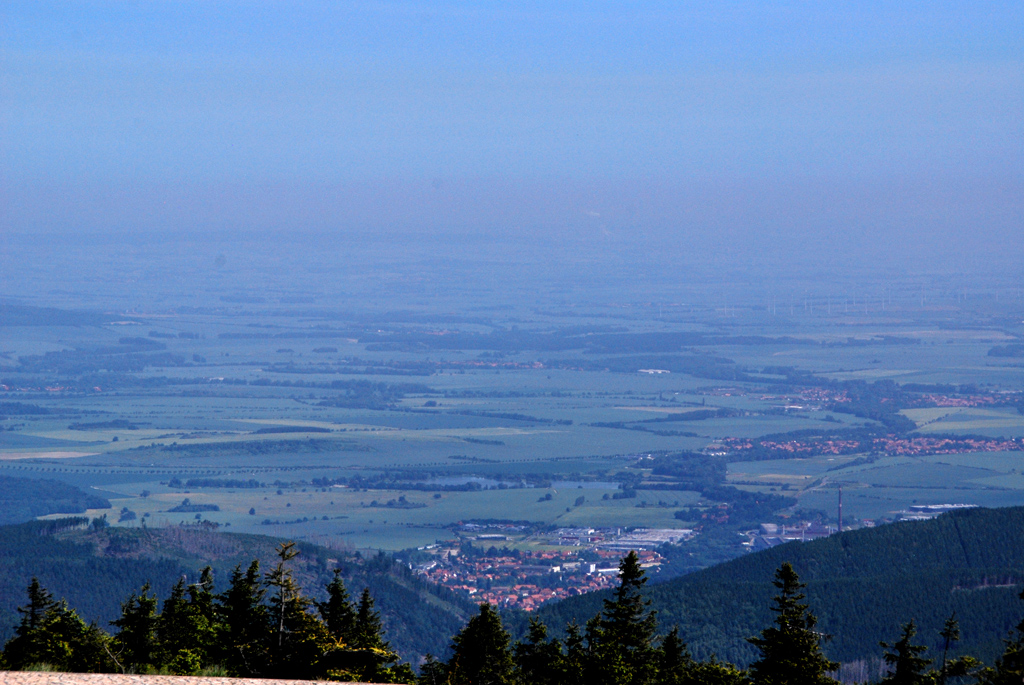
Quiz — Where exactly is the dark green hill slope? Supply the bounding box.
[0,518,475,664]
[0,475,110,525]
[534,506,1024,667]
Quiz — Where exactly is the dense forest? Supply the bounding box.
[1,507,1023,680]
[2,548,1023,684]
[534,506,1024,667]
[0,541,415,681]
[0,476,110,525]
[0,518,475,664]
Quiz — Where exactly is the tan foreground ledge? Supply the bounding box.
[0,674,380,685]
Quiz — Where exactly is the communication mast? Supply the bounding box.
[837,485,843,533]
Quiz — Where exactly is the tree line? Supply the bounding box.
[535,506,1024,666]
[2,546,1023,684]
[0,541,412,681]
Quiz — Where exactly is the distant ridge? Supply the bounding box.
[534,505,1024,666]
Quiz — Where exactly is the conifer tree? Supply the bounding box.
[317,569,357,643]
[264,541,333,679]
[329,586,413,683]
[215,560,271,677]
[561,620,588,685]
[653,625,746,685]
[352,587,386,650]
[685,659,748,685]
[978,589,1024,685]
[447,603,515,685]
[937,612,959,684]
[3,579,111,673]
[513,617,564,685]
[156,579,194,669]
[747,563,838,685]
[593,550,659,685]
[188,566,217,650]
[156,575,216,674]
[63,616,113,675]
[18,578,53,635]
[416,655,443,685]
[879,621,931,685]
[111,583,159,673]
[2,578,57,668]
[37,600,110,673]
[656,627,692,685]
[930,612,979,684]
[267,542,302,652]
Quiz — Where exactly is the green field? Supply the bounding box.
[726,450,1024,521]
[914,407,1024,435]
[2,255,1024,555]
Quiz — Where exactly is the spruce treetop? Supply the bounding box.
[748,563,839,685]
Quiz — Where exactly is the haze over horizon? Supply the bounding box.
[4,7,1024,675]
[2,1,1023,279]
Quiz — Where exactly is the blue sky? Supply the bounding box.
[1,1,1021,257]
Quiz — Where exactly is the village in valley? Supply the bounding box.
[409,526,692,610]
[408,496,983,610]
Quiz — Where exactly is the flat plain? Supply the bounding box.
[2,241,1023,557]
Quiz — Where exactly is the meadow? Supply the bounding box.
[2,253,1024,559]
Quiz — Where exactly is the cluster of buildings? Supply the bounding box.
[745,521,837,551]
[897,503,979,521]
[870,436,1022,455]
[719,437,861,455]
[597,527,696,551]
[411,544,668,610]
[721,434,1022,458]
[0,383,74,392]
[458,522,529,534]
[755,388,851,405]
[920,393,1015,407]
[745,503,978,551]
[538,526,696,550]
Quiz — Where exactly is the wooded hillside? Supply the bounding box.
[534,506,1024,665]
[0,518,475,665]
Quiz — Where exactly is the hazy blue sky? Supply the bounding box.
[2,1,1022,268]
